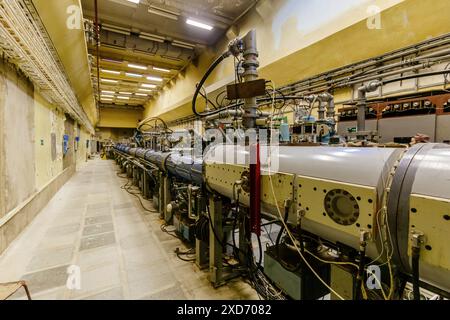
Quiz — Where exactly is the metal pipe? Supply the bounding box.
[278,36,450,95]
[318,93,333,120]
[356,80,382,134]
[242,29,259,129]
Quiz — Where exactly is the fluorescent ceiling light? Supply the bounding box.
[101,69,121,75]
[117,96,130,100]
[102,58,123,64]
[138,88,153,92]
[101,78,118,83]
[147,76,163,82]
[153,66,170,73]
[128,63,147,70]
[125,72,143,78]
[139,32,166,43]
[101,95,114,98]
[186,19,213,31]
[148,5,179,20]
[135,93,148,96]
[142,84,157,88]
[127,0,140,3]
[101,98,113,101]
[119,92,132,95]
[172,40,196,50]
[102,23,131,36]
[101,90,115,94]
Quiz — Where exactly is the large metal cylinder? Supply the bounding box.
[203,143,450,293]
[115,143,450,293]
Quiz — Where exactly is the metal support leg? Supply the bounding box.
[158,172,164,218]
[143,171,149,199]
[163,175,172,224]
[238,210,248,264]
[209,196,223,287]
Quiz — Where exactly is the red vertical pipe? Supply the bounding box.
[250,142,261,236]
[94,0,101,101]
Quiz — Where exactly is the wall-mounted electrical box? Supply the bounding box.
[63,134,69,156]
[75,136,80,152]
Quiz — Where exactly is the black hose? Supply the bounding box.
[192,52,230,117]
[355,243,367,300]
[275,206,289,255]
[412,246,421,300]
[232,192,240,262]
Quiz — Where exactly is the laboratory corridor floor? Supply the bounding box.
[0,158,258,300]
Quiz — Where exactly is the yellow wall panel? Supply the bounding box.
[34,92,65,189]
[143,0,450,123]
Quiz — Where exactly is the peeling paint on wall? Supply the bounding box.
[0,60,35,214]
[34,91,65,189]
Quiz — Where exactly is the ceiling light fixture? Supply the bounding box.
[101,98,113,101]
[100,95,114,98]
[128,63,147,70]
[101,78,118,83]
[119,92,132,95]
[153,66,171,73]
[117,96,130,100]
[101,58,123,64]
[102,23,131,36]
[147,76,163,82]
[135,93,148,96]
[101,90,115,94]
[127,0,140,4]
[125,72,143,78]
[101,69,121,75]
[172,40,196,50]
[138,88,153,92]
[148,5,180,20]
[186,19,213,31]
[139,32,166,43]
[141,84,157,88]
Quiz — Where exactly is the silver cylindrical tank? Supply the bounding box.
[204,143,450,293]
[388,143,450,293]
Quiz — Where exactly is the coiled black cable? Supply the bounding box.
[192,52,231,117]
[275,206,302,272]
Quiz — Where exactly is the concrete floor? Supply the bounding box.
[0,158,258,300]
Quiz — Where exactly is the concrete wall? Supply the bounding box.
[0,59,91,255]
[0,60,35,215]
[75,125,91,168]
[34,93,65,189]
[143,0,450,122]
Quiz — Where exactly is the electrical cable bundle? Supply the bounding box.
[194,215,210,243]
[175,247,196,262]
[117,171,158,213]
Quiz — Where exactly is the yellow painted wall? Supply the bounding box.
[34,92,93,188]
[75,125,91,168]
[34,92,65,189]
[143,0,450,123]
[98,108,143,128]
